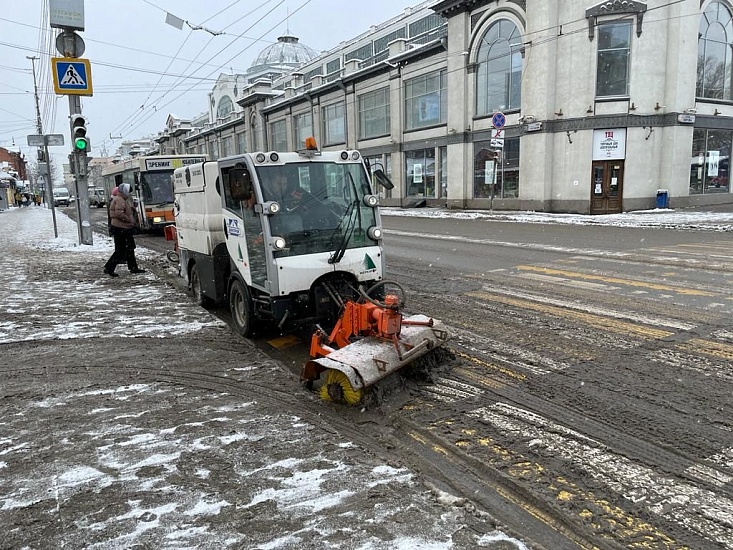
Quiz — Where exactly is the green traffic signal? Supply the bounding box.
[70,114,89,153]
[74,137,88,151]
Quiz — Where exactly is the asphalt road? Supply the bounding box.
[381,215,733,550]
[69,205,733,549]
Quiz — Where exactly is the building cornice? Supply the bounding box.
[433,0,525,18]
[585,1,647,40]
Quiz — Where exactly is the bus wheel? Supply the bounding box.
[229,279,254,337]
[190,264,213,309]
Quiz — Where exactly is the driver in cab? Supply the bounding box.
[264,168,306,234]
[265,168,343,231]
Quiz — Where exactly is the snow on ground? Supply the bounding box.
[382,206,733,232]
[1,206,536,549]
[2,204,731,548]
[0,206,224,344]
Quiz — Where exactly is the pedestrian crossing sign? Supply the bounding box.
[51,57,93,96]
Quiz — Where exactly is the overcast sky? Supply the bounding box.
[0,0,428,170]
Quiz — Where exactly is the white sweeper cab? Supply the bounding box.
[173,140,449,405]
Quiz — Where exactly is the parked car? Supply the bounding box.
[53,188,71,207]
[88,188,106,208]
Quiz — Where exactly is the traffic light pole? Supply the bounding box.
[64,30,92,246]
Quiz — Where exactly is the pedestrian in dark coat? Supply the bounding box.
[103,183,145,277]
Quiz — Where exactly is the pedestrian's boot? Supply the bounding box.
[103,266,119,278]
[129,267,146,274]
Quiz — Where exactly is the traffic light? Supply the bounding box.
[71,114,89,153]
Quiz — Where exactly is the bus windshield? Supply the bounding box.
[256,161,378,258]
[140,171,175,205]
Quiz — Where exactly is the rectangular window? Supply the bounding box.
[293,112,313,149]
[689,129,732,195]
[326,58,341,75]
[271,120,287,151]
[409,14,444,37]
[358,87,390,140]
[374,28,407,54]
[439,146,447,198]
[237,132,247,154]
[405,69,447,130]
[596,21,632,97]
[322,102,346,145]
[221,136,233,158]
[345,43,373,62]
[473,139,520,199]
[405,148,436,198]
[303,66,323,83]
[208,140,219,160]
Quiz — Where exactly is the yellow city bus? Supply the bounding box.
[101,154,207,231]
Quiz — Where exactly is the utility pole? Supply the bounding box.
[50,0,93,245]
[64,30,92,246]
[27,55,58,238]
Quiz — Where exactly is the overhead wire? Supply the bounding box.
[120,0,301,141]
[108,0,276,144]
[0,15,276,71]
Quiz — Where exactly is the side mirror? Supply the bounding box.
[228,167,252,201]
[372,169,394,190]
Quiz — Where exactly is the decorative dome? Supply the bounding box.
[248,33,318,74]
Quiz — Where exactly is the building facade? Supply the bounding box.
[153,0,733,213]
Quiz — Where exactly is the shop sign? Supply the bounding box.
[592,128,626,160]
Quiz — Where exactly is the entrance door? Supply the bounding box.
[590,160,624,214]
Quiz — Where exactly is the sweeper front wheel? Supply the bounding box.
[319,369,363,406]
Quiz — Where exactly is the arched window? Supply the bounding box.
[217,95,234,119]
[698,1,733,99]
[476,19,523,116]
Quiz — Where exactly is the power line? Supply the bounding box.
[108,0,277,140]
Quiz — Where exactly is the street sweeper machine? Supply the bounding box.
[172,139,449,404]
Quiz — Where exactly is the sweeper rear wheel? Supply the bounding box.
[319,369,364,406]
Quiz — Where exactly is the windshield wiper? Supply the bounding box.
[329,173,363,265]
[329,199,357,264]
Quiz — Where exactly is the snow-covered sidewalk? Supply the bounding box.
[0,207,528,550]
[382,204,733,231]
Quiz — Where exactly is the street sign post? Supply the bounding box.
[51,57,93,96]
[27,134,65,147]
[490,128,505,149]
[55,32,85,57]
[492,111,506,129]
[49,0,84,30]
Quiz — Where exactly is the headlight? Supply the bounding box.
[270,236,287,250]
[270,152,279,162]
[153,216,164,223]
[362,194,379,207]
[367,226,382,240]
[255,153,266,163]
[340,151,349,160]
[351,151,360,160]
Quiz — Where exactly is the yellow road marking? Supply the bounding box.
[678,338,733,361]
[516,265,716,296]
[454,351,525,383]
[266,334,301,349]
[433,420,685,549]
[467,291,674,340]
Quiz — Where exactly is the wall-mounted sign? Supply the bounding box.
[592,128,627,160]
[526,121,543,132]
[707,151,720,177]
[677,114,696,124]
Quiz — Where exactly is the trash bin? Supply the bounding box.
[656,189,669,209]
